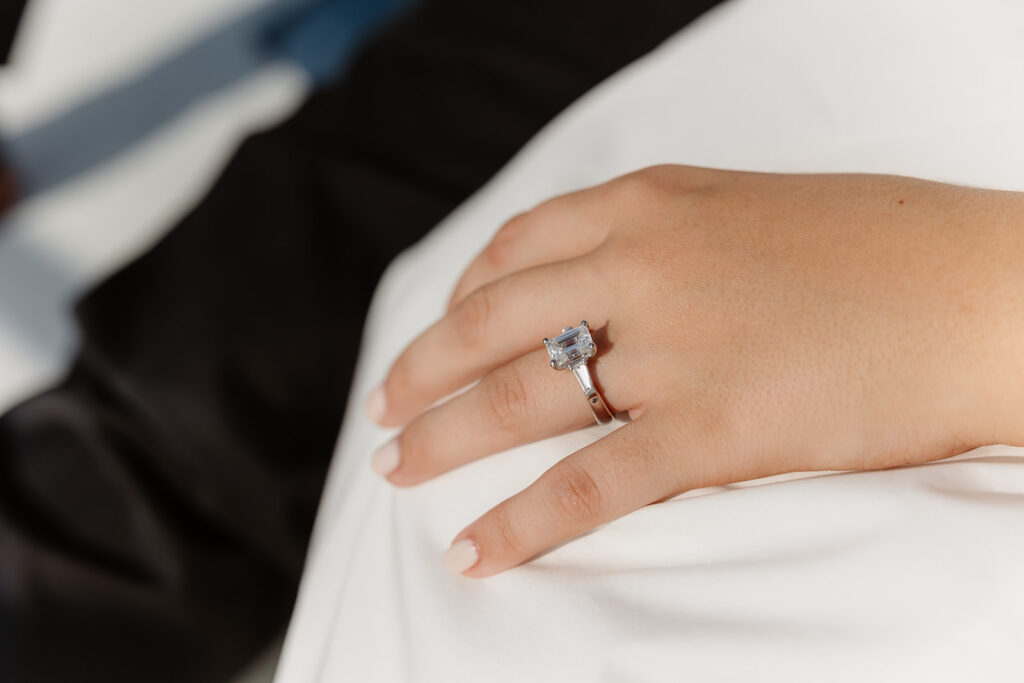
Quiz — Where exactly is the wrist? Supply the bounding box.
[957,188,1024,447]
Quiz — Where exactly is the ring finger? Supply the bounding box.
[372,344,632,486]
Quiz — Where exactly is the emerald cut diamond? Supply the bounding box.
[544,321,596,370]
[542,319,612,424]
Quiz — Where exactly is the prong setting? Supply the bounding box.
[543,321,596,371]
[541,320,612,425]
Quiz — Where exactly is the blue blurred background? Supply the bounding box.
[4,0,415,196]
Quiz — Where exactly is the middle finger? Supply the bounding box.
[372,345,628,485]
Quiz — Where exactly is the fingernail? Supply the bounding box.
[365,384,387,424]
[371,438,401,477]
[444,539,480,574]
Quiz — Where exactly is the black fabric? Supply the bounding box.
[0,1,722,681]
[0,0,25,64]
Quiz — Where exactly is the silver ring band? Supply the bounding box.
[543,320,613,425]
[570,361,613,424]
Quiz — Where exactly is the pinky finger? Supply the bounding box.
[444,413,687,578]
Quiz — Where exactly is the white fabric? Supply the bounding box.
[276,1,1024,681]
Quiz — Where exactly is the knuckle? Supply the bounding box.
[608,164,728,212]
[486,202,551,267]
[490,211,530,249]
[484,364,531,431]
[486,209,540,268]
[609,165,674,203]
[452,287,492,349]
[496,211,531,239]
[490,503,527,556]
[547,461,604,525]
[484,231,514,270]
[483,241,507,269]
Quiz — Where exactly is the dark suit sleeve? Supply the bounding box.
[0,1,722,681]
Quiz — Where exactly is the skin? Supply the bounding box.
[366,165,1024,578]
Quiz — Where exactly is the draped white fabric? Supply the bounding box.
[276,1,1024,680]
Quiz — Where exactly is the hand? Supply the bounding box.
[365,165,1024,577]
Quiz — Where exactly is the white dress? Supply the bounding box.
[275,1,1024,680]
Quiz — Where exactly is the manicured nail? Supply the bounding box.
[444,539,480,574]
[371,438,400,477]
[365,384,387,423]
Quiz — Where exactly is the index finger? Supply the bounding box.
[447,188,612,312]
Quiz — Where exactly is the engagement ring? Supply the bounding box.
[543,321,612,424]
